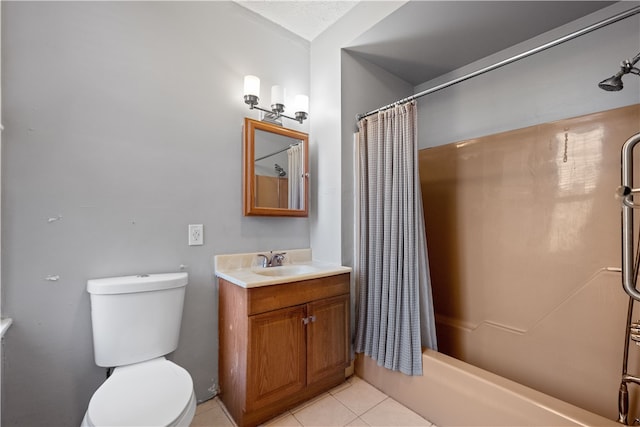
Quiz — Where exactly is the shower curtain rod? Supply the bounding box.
[254,142,300,162]
[356,5,640,121]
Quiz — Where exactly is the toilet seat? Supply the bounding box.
[84,357,194,427]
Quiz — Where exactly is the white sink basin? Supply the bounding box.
[253,265,320,277]
[215,250,352,288]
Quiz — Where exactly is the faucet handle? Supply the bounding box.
[272,252,287,266]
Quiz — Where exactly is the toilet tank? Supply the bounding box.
[87,273,188,367]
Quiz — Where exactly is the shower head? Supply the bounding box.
[598,71,625,91]
[598,52,640,92]
[274,163,286,177]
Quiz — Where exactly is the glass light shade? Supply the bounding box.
[271,85,286,106]
[294,94,309,114]
[243,75,260,97]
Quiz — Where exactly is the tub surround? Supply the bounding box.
[214,248,351,288]
[420,104,640,418]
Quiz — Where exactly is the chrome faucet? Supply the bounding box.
[257,251,287,268]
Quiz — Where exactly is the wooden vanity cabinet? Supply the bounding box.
[218,273,350,427]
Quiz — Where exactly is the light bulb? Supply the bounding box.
[243,75,260,97]
[294,94,309,114]
[271,85,286,106]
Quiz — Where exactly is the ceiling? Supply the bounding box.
[237,1,617,86]
[234,1,360,41]
[346,1,616,85]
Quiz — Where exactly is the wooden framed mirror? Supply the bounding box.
[243,118,309,217]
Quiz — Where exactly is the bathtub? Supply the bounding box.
[355,349,617,426]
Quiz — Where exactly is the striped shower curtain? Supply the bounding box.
[287,143,303,209]
[354,101,437,376]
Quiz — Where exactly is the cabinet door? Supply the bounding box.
[307,294,349,385]
[247,305,307,411]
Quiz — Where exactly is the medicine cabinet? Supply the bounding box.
[243,118,309,217]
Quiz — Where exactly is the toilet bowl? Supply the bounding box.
[82,358,196,427]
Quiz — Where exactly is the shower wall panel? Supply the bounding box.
[419,104,640,419]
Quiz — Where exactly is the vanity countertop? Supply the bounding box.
[214,248,351,288]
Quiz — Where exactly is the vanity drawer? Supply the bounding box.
[246,273,349,315]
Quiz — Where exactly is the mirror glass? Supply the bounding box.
[243,118,309,216]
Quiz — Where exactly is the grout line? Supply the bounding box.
[328,380,353,396]
[292,394,359,427]
[331,394,359,427]
[290,391,331,414]
[359,395,390,420]
[216,398,238,427]
[263,410,296,426]
[291,412,303,426]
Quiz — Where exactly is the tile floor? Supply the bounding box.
[191,375,435,427]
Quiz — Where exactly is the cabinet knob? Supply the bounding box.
[309,315,316,323]
[302,317,309,325]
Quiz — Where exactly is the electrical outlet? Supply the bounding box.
[188,224,204,246]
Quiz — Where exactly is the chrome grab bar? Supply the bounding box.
[619,132,640,425]
[620,131,640,302]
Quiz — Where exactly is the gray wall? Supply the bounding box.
[309,1,406,265]
[339,51,413,270]
[1,2,309,426]
[415,2,640,149]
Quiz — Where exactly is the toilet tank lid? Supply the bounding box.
[87,273,188,295]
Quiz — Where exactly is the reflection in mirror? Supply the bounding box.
[243,118,309,217]
[254,129,304,210]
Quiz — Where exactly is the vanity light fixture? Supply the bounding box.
[243,75,308,124]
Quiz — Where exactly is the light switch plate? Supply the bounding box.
[188,224,204,246]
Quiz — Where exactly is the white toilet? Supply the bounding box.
[82,272,196,427]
